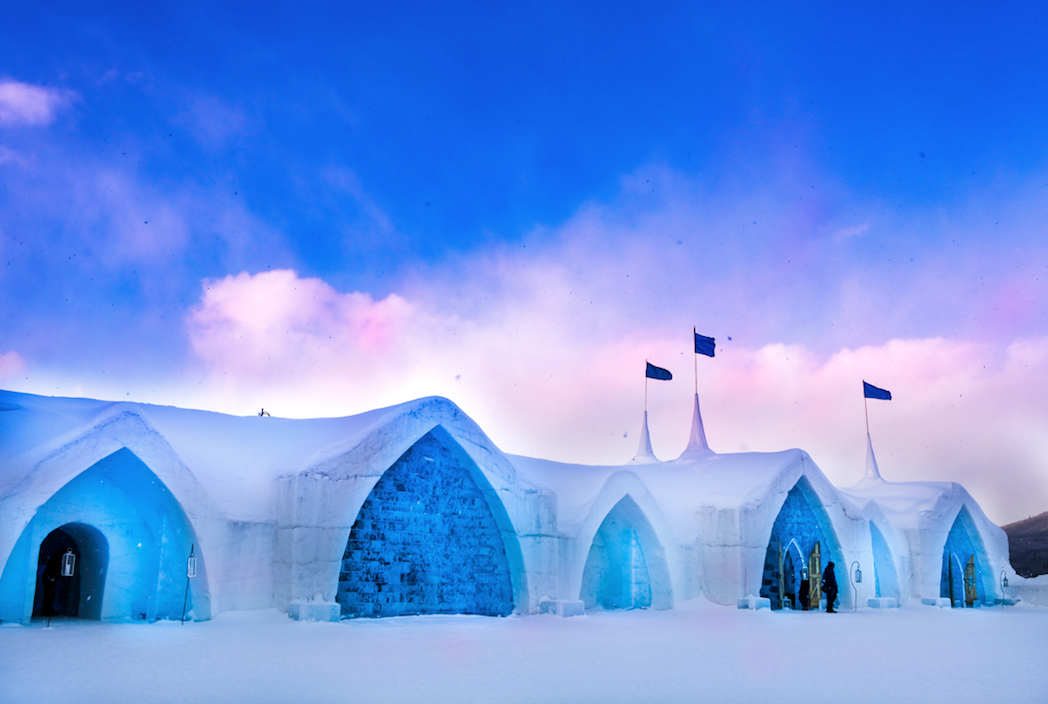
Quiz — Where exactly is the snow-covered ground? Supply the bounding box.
[1,599,1045,704]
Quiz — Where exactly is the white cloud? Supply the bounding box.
[833,223,869,242]
[0,145,25,166]
[179,95,248,150]
[0,80,75,127]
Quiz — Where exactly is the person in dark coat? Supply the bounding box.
[822,561,838,613]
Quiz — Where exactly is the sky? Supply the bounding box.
[1,2,1047,525]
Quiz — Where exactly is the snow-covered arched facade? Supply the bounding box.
[837,434,1012,608]
[0,389,1015,623]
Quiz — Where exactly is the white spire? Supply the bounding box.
[629,411,660,464]
[677,393,713,460]
[859,432,883,484]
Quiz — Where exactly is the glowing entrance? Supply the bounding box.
[940,505,989,607]
[580,495,672,611]
[0,448,208,624]
[760,477,841,610]
[337,429,514,618]
[869,522,900,601]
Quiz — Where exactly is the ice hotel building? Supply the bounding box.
[0,388,1015,624]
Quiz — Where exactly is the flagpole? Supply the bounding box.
[645,361,649,412]
[693,327,698,395]
[864,394,870,435]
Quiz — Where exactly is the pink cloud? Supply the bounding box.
[172,166,1048,524]
[0,80,75,126]
[186,270,418,381]
[182,269,1048,525]
[0,351,26,379]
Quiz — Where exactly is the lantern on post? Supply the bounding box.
[850,561,862,611]
[181,544,196,625]
[61,549,76,577]
[1000,568,1009,591]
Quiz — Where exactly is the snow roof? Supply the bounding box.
[0,390,495,523]
[0,389,858,542]
[509,445,831,542]
[838,434,997,535]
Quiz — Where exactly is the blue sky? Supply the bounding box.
[2,2,1047,523]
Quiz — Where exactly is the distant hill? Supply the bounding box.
[1003,511,1048,578]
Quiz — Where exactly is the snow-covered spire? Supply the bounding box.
[858,431,883,484]
[677,393,713,460]
[629,411,660,464]
[864,432,882,481]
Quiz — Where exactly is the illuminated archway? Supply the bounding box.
[940,505,991,607]
[870,522,900,601]
[336,428,516,618]
[0,448,208,623]
[579,495,671,611]
[760,477,843,610]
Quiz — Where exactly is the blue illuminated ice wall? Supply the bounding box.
[336,430,514,618]
[760,477,839,609]
[0,448,207,624]
[580,496,653,610]
[869,522,900,600]
[939,505,991,606]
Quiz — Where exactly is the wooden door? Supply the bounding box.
[964,555,977,606]
[808,542,821,608]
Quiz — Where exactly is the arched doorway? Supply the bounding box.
[869,522,900,601]
[780,540,805,610]
[579,494,672,611]
[940,505,989,607]
[336,429,515,618]
[760,477,842,610]
[0,447,207,624]
[34,529,79,618]
[32,524,109,620]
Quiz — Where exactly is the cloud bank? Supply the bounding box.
[182,268,1048,526]
[0,80,75,126]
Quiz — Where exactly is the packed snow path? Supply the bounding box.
[1,600,1045,704]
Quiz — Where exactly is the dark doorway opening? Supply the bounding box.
[33,528,81,618]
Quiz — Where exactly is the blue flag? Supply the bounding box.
[646,362,672,381]
[863,381,891,400]
[694,331,715,357]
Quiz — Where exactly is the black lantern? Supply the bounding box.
[187,545,197,579]
[61,549,76,577]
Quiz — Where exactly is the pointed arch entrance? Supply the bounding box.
[869,522,900,601]
[579,495,672,611]
[760,477,842,610]
[940,505,990,607]
[336,428,516,618]
[0,448,208,623]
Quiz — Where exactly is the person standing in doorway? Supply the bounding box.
[823,561,838,613]
[799,568,810,611]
